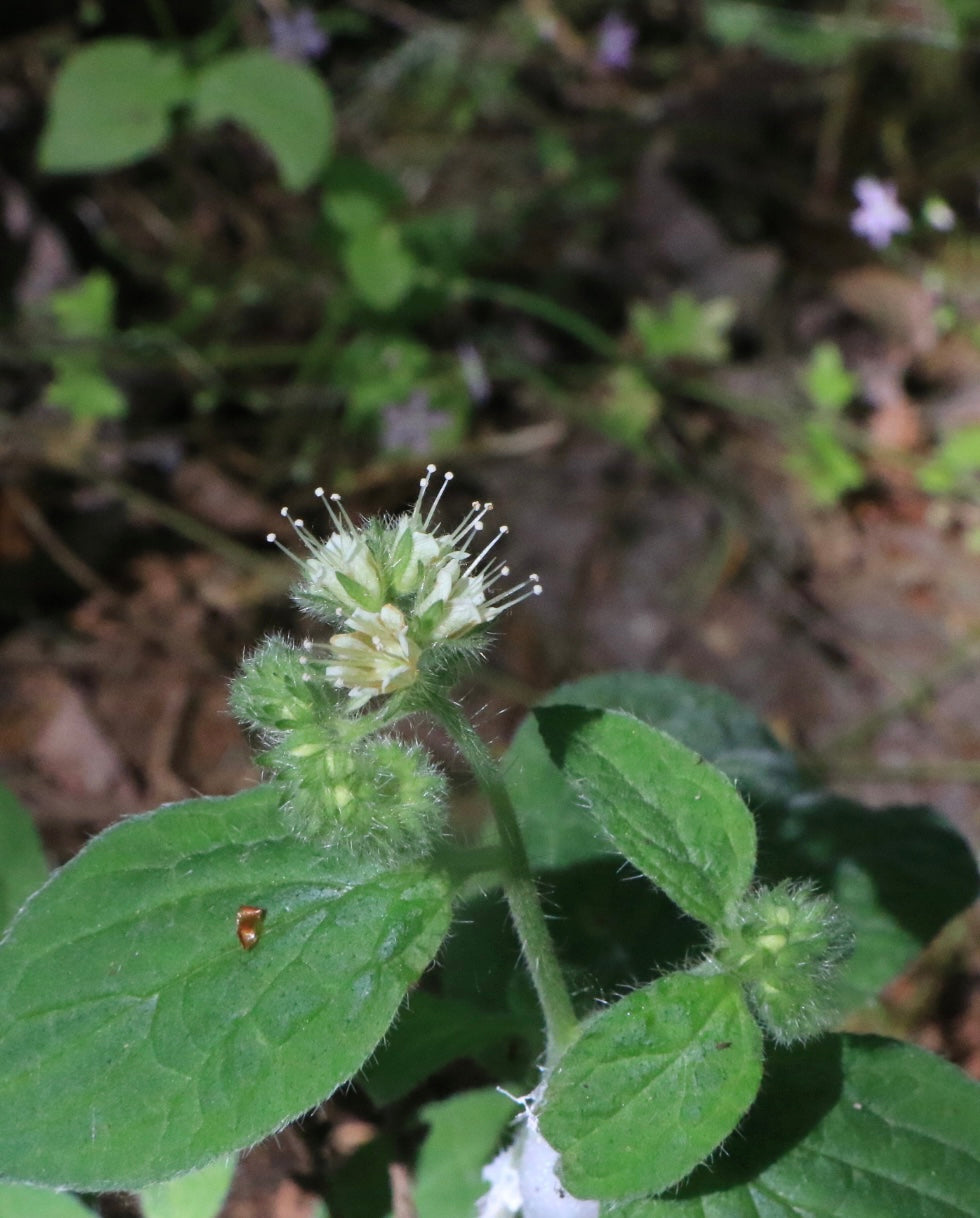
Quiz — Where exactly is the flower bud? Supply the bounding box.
[710,880,852,1044]
[229,636,332,733]
[261,728,447,863]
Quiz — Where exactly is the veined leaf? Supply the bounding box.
[0,786,452,1190]
[535,706,756,929]
[540,972,763,1201]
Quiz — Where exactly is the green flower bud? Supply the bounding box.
[261,728,447,864]
[709,880,852,1044]
[229,636,336,733]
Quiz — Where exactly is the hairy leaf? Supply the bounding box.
[0,784,48,933]
[535,706,756,928]
[540,972,763,1201]
[0,786,451,1190]
[615,1035,980,1217]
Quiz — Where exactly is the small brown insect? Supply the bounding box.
[236,905,266,951]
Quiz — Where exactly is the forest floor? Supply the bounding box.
[1,4,979,1214]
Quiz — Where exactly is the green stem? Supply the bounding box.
[430,694,580,1064]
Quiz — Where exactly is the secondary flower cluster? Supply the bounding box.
[267,465,541,708]
[709,879,852,1044]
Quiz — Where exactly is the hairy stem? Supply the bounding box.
[430,694,580,1064]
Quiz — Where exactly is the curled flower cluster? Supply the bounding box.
[232,468,541,861]
[230,637,447,861]
[267,465,541,708]
[709,880,853,1044]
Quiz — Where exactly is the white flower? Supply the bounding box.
[517,1125,599,1218]
[475,1122,599,1218]
[477,1146,522,1218]
[269,466,543,706]
[323,605,420,708]
[302,528,385,615]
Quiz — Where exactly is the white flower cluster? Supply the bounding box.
[477,1124,599,1218]
[268,466,541,708]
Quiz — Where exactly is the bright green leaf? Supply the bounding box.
[413,1089,515,1218]
[598,364,662,446]
[617,1034,980,1216]
[47,362,127,420]
[803,341,857,412]
[535,706,756,928]
[0,1184,93,1218]
[917,424,980,496]
[39,39,187,173]
[630,294,735,365]
[343,222,418,311]
[193,51,334,190]
[0,786,452,1191]
[140,1158,235,1218]
[541,973,763,1201]
[787,418,865,504]
[325,189,388,235]
[0,784,48,933]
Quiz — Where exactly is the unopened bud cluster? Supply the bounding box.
[709,880,852,1044]
[231,468,541,862]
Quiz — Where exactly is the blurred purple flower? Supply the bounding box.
[380,391,452,456]
[595,12,637,71]
[268,7,329,63]
[457,342,491,404]
[850,177,910,249]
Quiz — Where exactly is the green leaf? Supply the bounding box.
[47,362,128,420]
[0,786,452,1191]
[629,294,735,365]
[193,51,334,190]
[140,1158,235,1218]
[48,271,116,340]
[535,706,756,929]
[597,364,662,447]
[917,424,980,496]
[787,418,865,505]
[0,1184,93,1218]
[616,1034,980,1216]
[39,39,188,173]
[0,784,48,933]
[324,189,388,235]
[504,672,802,872]
[803,341,857,413]
[342,222,419,311]
[540,973,763,1201]
[413,1089,515,1218]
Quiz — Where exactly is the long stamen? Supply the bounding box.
[419,467,453,530]
[466,525,508,575]
[314,486,359,535]
[485,574,542,615]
